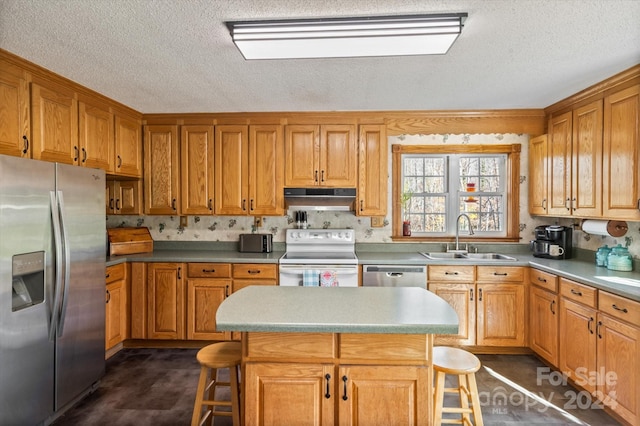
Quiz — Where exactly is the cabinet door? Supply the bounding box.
[603,84,640,220]
[547,111,572,216]
[529,285,559,365]
[244,363,335,426]
[144,125,179,215]
[78,101,114,172]
[596,314,640,425]
[31,82,78,164]
[186,278,230,340]
[215,125,249,215]
[0,69,30,157]
[428,283,475,346]
[528,134,548,215]
[338,365,428,426]
[106,180,141,215]
[249,125,284,215]
[114,114,142,177]
[285,125,319,186]
[559,297,597,393]
[320,125,357,187]
[477,283,526,346]
[147,263,184,340]
[357,125,387,216]
[571,99,603,217]
[105,280,126,349]
[181,125,214,215]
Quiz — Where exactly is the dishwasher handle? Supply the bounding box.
[364,266,426,273]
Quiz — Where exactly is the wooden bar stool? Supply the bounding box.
[432,346,483,426]
[191,342,242,426]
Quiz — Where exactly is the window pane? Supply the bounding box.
[480,176,500,192]
[459,157,479,176]
[424,158,445,176]
[425,177,444,193]
[404,158,424,175]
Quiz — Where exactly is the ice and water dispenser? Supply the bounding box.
[12,251,45,311]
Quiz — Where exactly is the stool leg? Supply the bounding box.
[467,372,483,426]
[229,365,241,426]
[206,368,217,426]
[458,374,471,425]
[192,366,210,426]
[433,371,446,426]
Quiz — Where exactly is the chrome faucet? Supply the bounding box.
[452,213,475,253]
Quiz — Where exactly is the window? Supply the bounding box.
[392,144,521,241]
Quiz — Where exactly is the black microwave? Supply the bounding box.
[239,234,273,253]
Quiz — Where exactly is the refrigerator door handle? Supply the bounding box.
[56,190,71,336]
[49,191,63,341]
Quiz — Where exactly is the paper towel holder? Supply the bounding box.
[579,219,628,237]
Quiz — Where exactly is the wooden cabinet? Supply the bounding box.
[144,125,179,215]
[528,134,548,215]
[428,265,525,347]
[30,81,78,164]
[186,263,232,340]
[547,100,603,217]
[106,180,142,215]
[231,263,277,340]
[215,125,284,216]
[0,68,30,157]
[528,269,559,365]
[105,263,127,350]
[603,84,640,220]
[147,262,184,339]
[285,124,357,187]
[357,125,387,216]
[114,113,142,177]
[78,100,114,171]
[181,125,215,215]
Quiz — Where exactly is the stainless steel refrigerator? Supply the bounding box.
[0,154,106,425]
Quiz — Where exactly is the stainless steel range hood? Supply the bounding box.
[284,188,356,211]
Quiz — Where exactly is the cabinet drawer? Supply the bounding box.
[477,266,524,282]
[560,278,597,308]
[187,263,231,278]
[529,268,558,292]
[599,291,640,327]
[233,263,277,280]
[340,334,428,363]
[106,263,125,284]
[428,265,475,282]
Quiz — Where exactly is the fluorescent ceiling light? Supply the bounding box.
[227,13,467,60]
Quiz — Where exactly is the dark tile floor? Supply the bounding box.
[52,349,622,426]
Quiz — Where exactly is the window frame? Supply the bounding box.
[391,143,521,241]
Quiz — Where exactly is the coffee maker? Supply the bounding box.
[531,225,572,259]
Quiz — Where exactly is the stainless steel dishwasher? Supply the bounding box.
[362,265,427,288]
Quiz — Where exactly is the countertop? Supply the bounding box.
[216,286,459,334]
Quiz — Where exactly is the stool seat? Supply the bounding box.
[432,346,483,426]
[192,342,242,426]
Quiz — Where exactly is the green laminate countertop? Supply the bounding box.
[216,286,459,334]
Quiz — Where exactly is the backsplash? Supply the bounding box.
[106,132,639,260]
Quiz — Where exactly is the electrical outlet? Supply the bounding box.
[254,216,262,228]
[371,216,384,228]
[180,216,188,227]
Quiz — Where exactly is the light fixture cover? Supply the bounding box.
[227,13,467,60]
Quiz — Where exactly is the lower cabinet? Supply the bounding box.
[231,263,277,340]
[186,263,232,340]
[528,270,559,365]
[147,262,185,339]
[105,263,127,350]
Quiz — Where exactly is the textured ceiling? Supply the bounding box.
[1,0,639,114]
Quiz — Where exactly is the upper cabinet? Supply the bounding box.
[0,68,30,157]
[285,124,357,187]
[144,125,180,215]
[78,100,114,172]
[357,125,387,216]
[181,125,215,215]
[528,134,548,215]
[114,113,142,178]
[602,84,640,221]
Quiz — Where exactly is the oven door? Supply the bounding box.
[278,264,359,287]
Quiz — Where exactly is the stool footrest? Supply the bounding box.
[441,407,474,414]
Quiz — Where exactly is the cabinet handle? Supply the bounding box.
[537,276,547,283]
[106,273,110,279]
[570,288,583,296]
[115,199,120,211]
[105,289,110,304]
[248,270,261,275]
[444,271,459,275]
[109,198,114,210]
[542,198,546,210]
[342,376,348,401]
[202,269,216,273]
[597,320,602,339]
[82,147,87,163]
[225,285,229,297]
[314,170,318,182]
[117,155,122,168]
[325,374,331,399]
[321,170,325,182]
[637,198,640,212]
[208,199,213,211]
[493,272,508,276]
[360,200,363,211]
[250,199,254,211]
[612,304,628,314]
[242,199,246,211]
[588,317,594,334]
[22,135,29,154]
[177,267,182,280]
[550,300,556,314]
[74,146,79,162]
[565,198,571,210]
[572,197,576,211]
[478,288,483,301]
[171,199,176,211]
[470,289,474,301]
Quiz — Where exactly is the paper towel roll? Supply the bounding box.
[582,220,628,237]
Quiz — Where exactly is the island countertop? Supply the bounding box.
[216,286,459,335]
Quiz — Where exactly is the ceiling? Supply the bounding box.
[1,0,639,114]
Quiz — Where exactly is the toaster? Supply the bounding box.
[239,234,273,253]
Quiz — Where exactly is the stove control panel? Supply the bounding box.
[286,229,355,244]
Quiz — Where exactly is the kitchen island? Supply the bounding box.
[217,286,458,426]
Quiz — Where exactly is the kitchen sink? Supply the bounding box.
[420,252,517,261]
